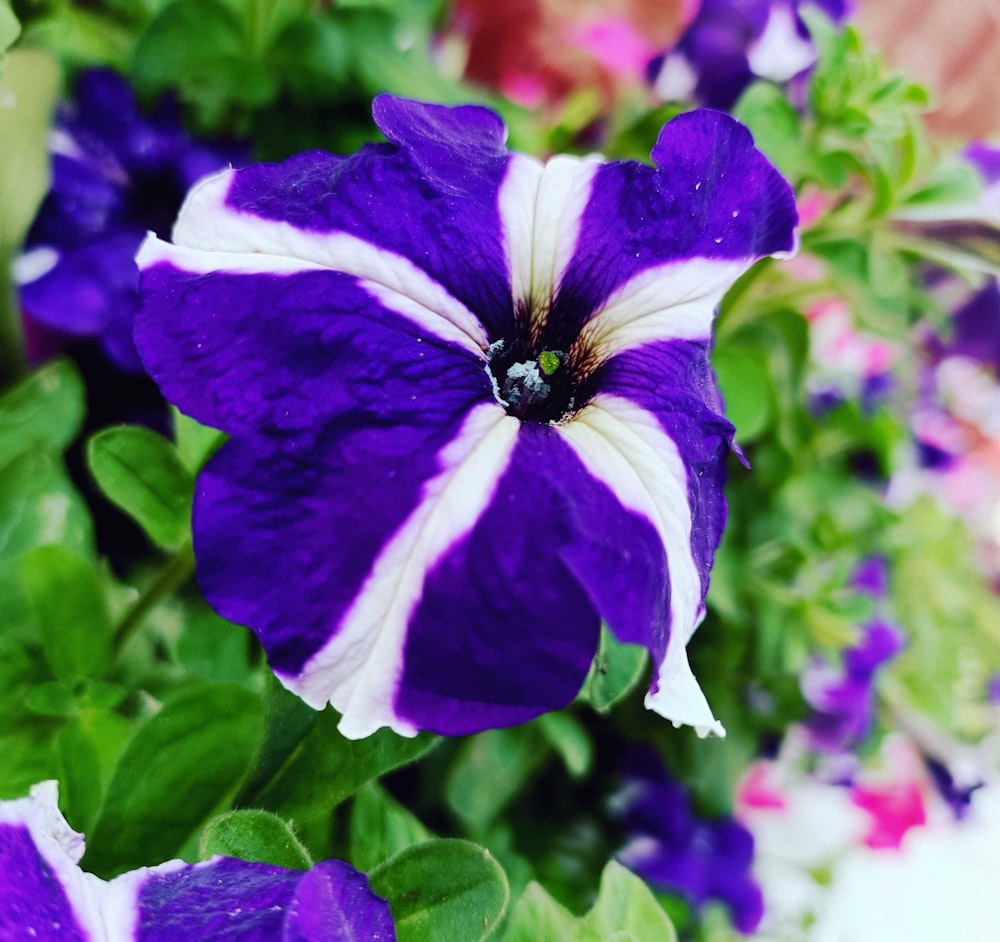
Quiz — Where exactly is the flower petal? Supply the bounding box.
[168,97,517,340]
[395,422,667,734]
[0,782,107,941]
[544,109,797,347]
[284,860,396,942]
[135,240,492,437]
[195,403,521,738]
[557,340,735,737]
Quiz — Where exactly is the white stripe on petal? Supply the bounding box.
[282,403,520,739]
[499,153,603,333]
[137,235,488,357]
[169,170,491,351]
[576,257,749,363]
[557,393,724,737]
[498,152,543,314]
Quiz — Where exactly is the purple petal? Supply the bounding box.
[0,784,97,942]
[136,247,492,438]
[190,97,516,340]
[550,109,796,341]
[396,423,663,734]
[20,231,140,338]
[284,860,396,942]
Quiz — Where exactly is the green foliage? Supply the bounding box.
[252,708,439,822]
[369,839,510,942]
[350,782,433,873]
[88,426,194,551]
[83,682,263,877]
[505,861,677,942]
[579,625,649,714]
[19,545,113,682]
[201,809,314,870]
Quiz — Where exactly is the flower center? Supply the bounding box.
[487,324,595,424]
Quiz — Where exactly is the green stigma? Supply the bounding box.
[538,350,561,376]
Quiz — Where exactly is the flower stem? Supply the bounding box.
[113,542,196,654]
[0,254,28,387]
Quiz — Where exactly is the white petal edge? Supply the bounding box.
[168,170,491,352]
[136,235,487,358]
[279,403,521,739]
[576,257,751,363]
[0,782,114,941]
[557,393,725,737]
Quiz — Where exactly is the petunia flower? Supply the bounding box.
[0,781,395,941]
[135,95,796,739]
[801,620,905,753]
[613,750,764,933]
[648,0,852,111]
[15,69,242,372]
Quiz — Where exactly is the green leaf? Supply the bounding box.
[24,681,76,717]
[84,682,262,877]
[172,408,224,473]
[57,718,104,833]
[87,426,194,550]
[350,782,432,873]
[235,673,319,805]
[445,727,547,835]
[0,451,91,557]
[580,625,648,714]
[504,882,578,942]
[19,545,113,682]
[536,712,592,780]
[131,0,276,131]
[713,347,774,443]
[0,49,60,251]
[0,1,20,58]
[578,861,677,942]
[253,708,438,821]
[732,82,806,182]
[200,809,313,870]
[0,360,86,459]
[369,839,510,942]
[20,7,133,70]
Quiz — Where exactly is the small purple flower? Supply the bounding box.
[648,0,852,111]
[613,751,764,933]
[924,756,983,821]
[15,69,241,372]
[849,555,889,599]
[0,782,395,941]
[135,95,796,739]
[802,620,905,752]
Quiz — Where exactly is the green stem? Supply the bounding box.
[0,252,28,387]
[113,543,196,653]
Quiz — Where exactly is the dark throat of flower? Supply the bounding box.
[486,300,598,424]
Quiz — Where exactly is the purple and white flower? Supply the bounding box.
[15,69,240,371]
[648,0,852,111]
[613,750,764,934]
[135,95,796,739]
[0,781,395,941]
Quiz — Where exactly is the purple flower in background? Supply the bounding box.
[613,751,764,933]
[15,69,241,371]
[135,95,796,739]
[0,781,395,941]
[802,620,905,752]
[648,0,852,111]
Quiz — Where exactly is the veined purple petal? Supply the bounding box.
[174,98,516,340]
[396,423,665,734]
[0,783,102,942]
[136,240,493,438]
[547,110,796,344]
[0,783,395,941]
